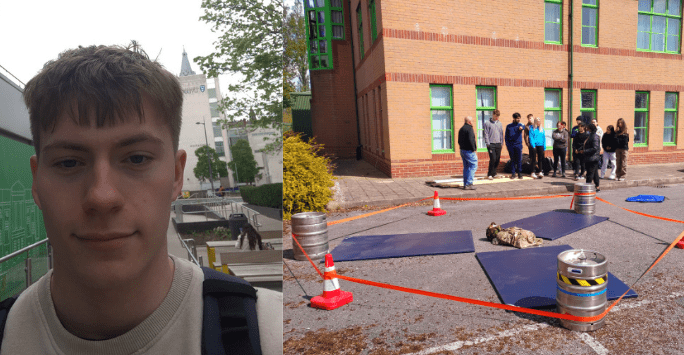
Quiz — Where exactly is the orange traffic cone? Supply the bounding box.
[427,191,447,216]
[676,239,684,249]
[310,254,353,310]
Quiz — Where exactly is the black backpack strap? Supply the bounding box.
[0,296,17,346]
[201,267,262,355]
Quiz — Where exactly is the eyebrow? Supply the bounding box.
[42,133,165,154]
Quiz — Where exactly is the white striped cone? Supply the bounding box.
[310,254,353,310]
[427,191,447,216]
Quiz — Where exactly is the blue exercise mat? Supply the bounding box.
[500,210,609,240]
[476,245,637,308]
[326,230,475,262]
[626,195,665,203]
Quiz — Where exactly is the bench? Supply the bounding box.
[205,238,282,271]
[215,250,282,283]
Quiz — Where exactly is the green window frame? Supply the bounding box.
[637,0,682,53]
[664,92,678,145]
[545,0,563,44]
[476,86,497,152]
[369,0,378,43]
[544,89,563,148]
[357,4,365,59]
[580,89,597,122]
[303,0,345,70]
[634,91,650,146]
[430,85,454,153]
[582,0,599,47]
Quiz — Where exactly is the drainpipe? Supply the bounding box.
[348,0,363,160]
[568,0,574,163]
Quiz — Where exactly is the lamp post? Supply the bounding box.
[196,118,215,193]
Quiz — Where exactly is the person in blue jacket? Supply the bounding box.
[528,117,546,179]
[505,112,525,179]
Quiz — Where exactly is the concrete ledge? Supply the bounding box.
[332,176,684,209]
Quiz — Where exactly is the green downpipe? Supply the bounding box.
[569,0,574,162]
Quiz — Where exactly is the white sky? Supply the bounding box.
[0,0,235,97]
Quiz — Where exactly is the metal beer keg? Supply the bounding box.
[573,183,596,215]
[557,249,608,331]
[291,212,329,261]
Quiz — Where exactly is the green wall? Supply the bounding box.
[0,134,47,300]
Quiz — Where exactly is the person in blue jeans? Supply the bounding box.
[458,116,478,190]
[505,112,525,179]
[528,117,546,179]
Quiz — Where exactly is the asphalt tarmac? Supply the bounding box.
[284,184,684,354]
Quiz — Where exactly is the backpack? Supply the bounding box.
[0,267,262,355]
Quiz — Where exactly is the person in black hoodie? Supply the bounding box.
[572,121,588,180]
[600,125,617,179]
[581,123,602,191]
[458,116,478,190]
[615,118,630,181]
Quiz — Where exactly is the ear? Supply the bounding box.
[30,156,42,210]
[172,149,187,201]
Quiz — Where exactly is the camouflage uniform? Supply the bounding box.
[486,222,543,249]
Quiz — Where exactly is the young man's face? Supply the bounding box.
[527,117,533,124]
[30,97,186,288]
[513,116,520,123]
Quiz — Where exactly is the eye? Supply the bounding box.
[55,159,81,169]
[127,155,151,165]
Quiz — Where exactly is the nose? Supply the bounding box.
[82,159,125,215]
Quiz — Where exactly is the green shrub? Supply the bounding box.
[239,183,283,208]
[283,132,335,220]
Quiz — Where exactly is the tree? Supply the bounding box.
[227,139,262,184]
[283,0,309,107]
[195,0,283,152]
[193,146,229,182]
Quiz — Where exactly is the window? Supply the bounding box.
[210,102,220,118]
[545,0,563,44]
[637,0,681,53]
[213,122,222,138]
[664,92,678,144]
[369,0,378,43]
[580,90,597,122]
[430,85,454,153]
[476,86,497,151]
[304,0,344,70]
[582,0,599,46]
[634,91,650,145]
[544,89,562,147]
[357,5,365,59]
[215,141,225,156]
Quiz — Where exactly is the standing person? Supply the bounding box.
[458,116,478,190]
[505,113,525,179]
[572,120,588,180]
[523,114,534,157]
[484,109,504,180]
[236,223,267,251]
[552,121,569,177]
[601,125,617,179]
[528,117,546,179]
[592,118,604,169]
[2,45,282,355]
[581,124,602,192]
[615,118,630,181]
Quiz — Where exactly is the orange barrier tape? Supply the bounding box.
[596,196,684,224]
[327,197,431,226]
[291,231,684,323]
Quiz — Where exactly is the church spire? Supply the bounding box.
[179,46,196,77]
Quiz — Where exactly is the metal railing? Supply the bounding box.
[177,233,202,267]
[0,239,52,299]
[173,198,262,230]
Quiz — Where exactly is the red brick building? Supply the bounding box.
[304,0,684,177]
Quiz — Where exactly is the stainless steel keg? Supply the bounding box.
[573,183,596,215]
[557,249,608,331]
[291,212,329,261]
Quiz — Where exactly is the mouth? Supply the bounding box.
[75,232,136,242]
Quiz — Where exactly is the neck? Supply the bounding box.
[50,254,175,340]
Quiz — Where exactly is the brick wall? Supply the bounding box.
[311,0,684,176]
